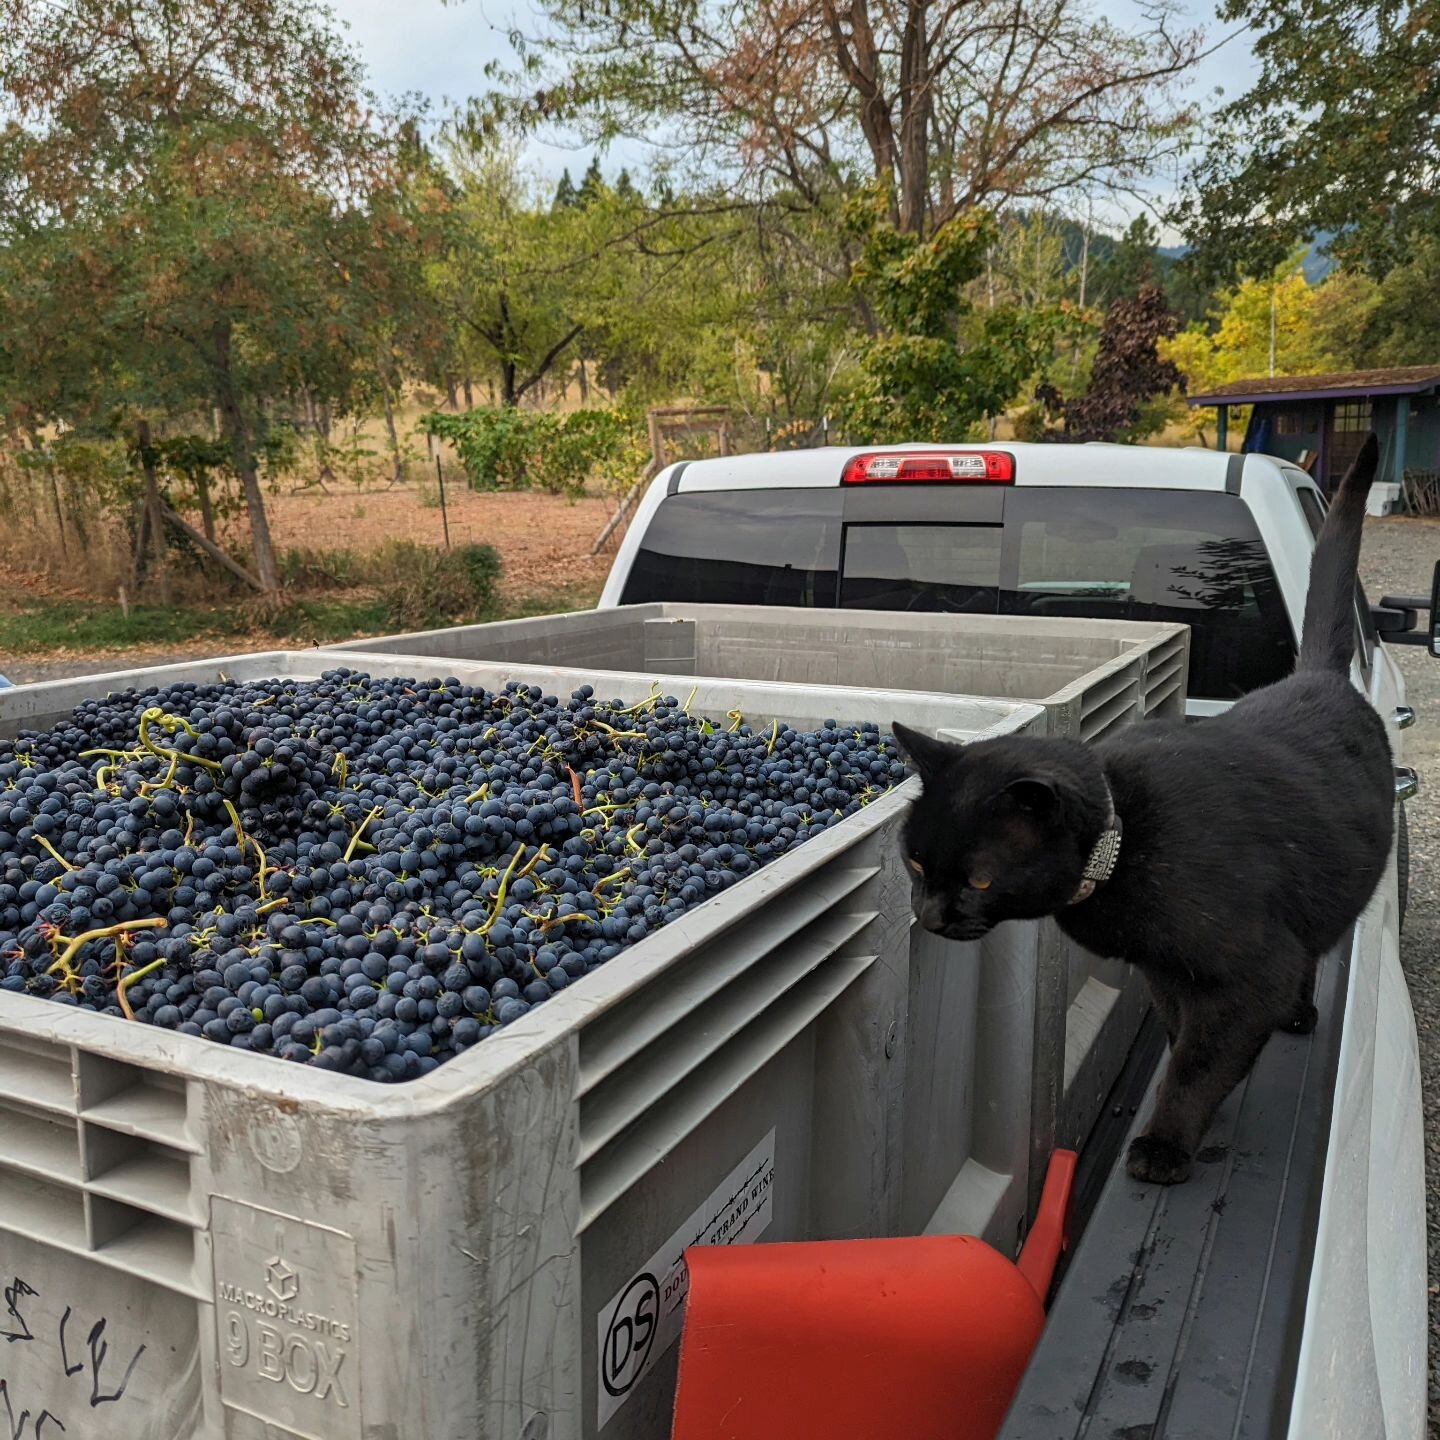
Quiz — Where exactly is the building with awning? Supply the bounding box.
[1186,365,1440,514]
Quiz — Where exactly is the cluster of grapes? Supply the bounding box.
[0,669,904,1082]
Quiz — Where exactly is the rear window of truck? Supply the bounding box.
[619,486,1296,700]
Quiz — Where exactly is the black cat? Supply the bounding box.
[894,434,1393,1185]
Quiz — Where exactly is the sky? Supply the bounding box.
[329,0,1261,236]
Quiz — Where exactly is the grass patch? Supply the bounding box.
[264,597,393,643]
[494,583,605,621]
[0,601,249,656]
[0,578,607,660]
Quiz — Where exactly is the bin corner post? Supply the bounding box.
[1216,405,1229,452]
[471,1042,585,1440]
[1026,918,1070,1223]
[810,827,913,1241]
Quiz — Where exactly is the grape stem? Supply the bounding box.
[46,917,168,996]
[34,834,79,873]
[222,799,249,851]
[343,806,383,863]
[139,708,224,773]
[516,844,552,881]
[475,845,527,936]
[592,721,647,740]
[117,958,166,1022]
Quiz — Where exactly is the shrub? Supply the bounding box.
[372,541,503,630]
[420,407,646,498]
[278,546,359,589]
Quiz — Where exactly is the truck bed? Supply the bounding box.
[1002,938,1349,1438]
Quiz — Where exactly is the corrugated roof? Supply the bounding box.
[1187,364,1440,405]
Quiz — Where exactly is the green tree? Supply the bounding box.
[1093,217,1162,305]
[1307,269,1382,372]
[0,0,419,591]
[1179,0,1440,277]
[553,168,579,209]
[427,139,604,408]
[835,193,1069,441]
[1362,237,1440,365]
[1160,257,1340,439]
[577,156,606,208]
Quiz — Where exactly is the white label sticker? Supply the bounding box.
[596,1129,776,1429]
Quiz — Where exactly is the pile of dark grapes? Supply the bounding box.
[0,670,904,1082]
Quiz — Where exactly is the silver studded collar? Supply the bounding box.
[1069,786,1122,905]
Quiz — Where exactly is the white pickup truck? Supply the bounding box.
[599,442,1440,1439]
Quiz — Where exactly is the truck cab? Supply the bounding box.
[600,442,1413,727]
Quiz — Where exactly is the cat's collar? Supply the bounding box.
[1069,790,1122,905]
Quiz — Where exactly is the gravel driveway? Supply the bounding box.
[1360,516,1440,1430]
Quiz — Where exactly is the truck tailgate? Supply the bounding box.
[1001,938,1349,1438]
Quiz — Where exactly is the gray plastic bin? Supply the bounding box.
[0,652,1047,1440]
[323,604,1189,743]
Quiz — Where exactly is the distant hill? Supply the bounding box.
[1156,235,1336,281]
[1300,233,1336,282]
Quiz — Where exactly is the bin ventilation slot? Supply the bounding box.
[579,863,879,1095]
[579,950,877,1231]
[0,1036,76,1115]
[0,1102,83,1187]
[84,1129,201,1227]
[80,1062,197,1153]
[579,906,878,1161]
[1077,666,1142,743]
[87,1196,203,1299]
[1143,640,1187,711]
[0,1036,202,1298]
[0,1169,88,1252]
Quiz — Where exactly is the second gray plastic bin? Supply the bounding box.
[323,603,1189,742]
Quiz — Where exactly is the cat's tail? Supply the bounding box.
[1297,431,1380,674]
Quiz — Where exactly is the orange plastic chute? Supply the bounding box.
[669,1149,1076,1440]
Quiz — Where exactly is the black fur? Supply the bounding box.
[895,434,1392,1185]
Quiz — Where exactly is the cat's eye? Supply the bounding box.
[907,857,924,874]
[970,876,992,891]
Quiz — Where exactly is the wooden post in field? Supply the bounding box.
[436,454,451,550]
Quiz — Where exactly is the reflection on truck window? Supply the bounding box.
[620,490,841,605]
[1005,489,1294,699]
[840,524,1001,612]
[620,487,1296,699]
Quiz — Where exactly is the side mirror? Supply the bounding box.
[1431,559,1440,658]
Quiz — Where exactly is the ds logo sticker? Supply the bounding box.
[595,1130,775,1429]
[600,1274,660,1398]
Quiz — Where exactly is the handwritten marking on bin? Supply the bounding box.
[0,1273,147,1437]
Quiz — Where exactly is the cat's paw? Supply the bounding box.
[1126,1134,1192,1186]
[1280,1003,1319,1035]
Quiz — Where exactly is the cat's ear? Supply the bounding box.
[1002,776,1059,816]
[891,721,962,782]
